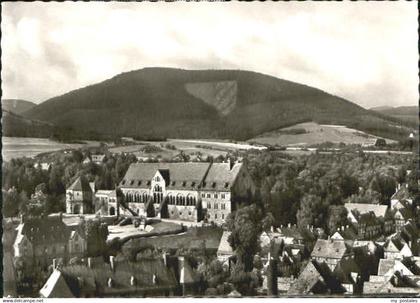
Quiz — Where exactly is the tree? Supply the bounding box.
[84,219,109,256]
[296,194,325,229]
[327,205,348,233]
[226,204,263,271]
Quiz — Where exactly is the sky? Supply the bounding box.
[1,2,418,108]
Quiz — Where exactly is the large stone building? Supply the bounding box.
[66,176,95,214]
[118,161,255,224]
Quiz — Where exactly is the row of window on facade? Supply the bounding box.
[207,202,227,210]
[207,213,225,220]
[201,193,227,199]
[125,192,197,206]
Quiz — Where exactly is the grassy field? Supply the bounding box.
[108,138,266,160]
[249,122,396,147]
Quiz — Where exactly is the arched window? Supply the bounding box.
[193,197,196,205]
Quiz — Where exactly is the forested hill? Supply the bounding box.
[2,99,36,115]
[22,67,413,141]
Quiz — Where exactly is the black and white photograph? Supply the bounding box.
[1,1,419,299]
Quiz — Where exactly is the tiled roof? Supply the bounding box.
[287,261,324,295]
[201,162,243,191]
[119,162,244,191]
[344,203,388,218]
[39,269,75,298]
[119,163,210,190]
[68,176,92,192]
[311,239,351,260]
[391,185,411,201]
[60,258,177,296]
[21,216,70,245]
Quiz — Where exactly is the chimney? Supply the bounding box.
[88,257,92,268]
[110,256,115,271]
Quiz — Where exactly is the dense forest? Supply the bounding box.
[20,68,414,141]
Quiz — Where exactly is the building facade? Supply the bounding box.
[118,162,255,224]
[66,176,95,214]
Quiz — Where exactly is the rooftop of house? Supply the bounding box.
[95,190,117,198]
[391,184,411,201]
[377,259,414,276]
[311,239,352,260]
[119,162,244,191]
[20,215,70,245]
[39,269,75,298]
[287,261,325,295]
[58,258,178,297]
[67,176,93,192]
[344,203,388,219]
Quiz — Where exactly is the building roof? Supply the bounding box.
[68,176,92,192]
[21,216,70,245]
[378,259,414,277]
[391,185,411,201]
[119,162,244,191]
[60,258,177,296]
[344,203,388,218]
[217,231,233,256]
[39,269,75,298]
[201,162,243,191]
[288,261,324,295]
[95,190,117,198]
[311,239,351,260]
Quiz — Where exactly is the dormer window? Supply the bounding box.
[130,180,134,185]
[182,181,186,187]
[202,182,206,188]
[172,181,176,186]
[147,181,151,185]
[138,180,142,186]
[191,182,196,187]
[156,176,160,182]
[122,180,126,185]
[212,182,216,188]
[224,182,229,188]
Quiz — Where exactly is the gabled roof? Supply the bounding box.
[288,261,325,295]
[60,258,177,296]
[68,176,92,192]
[119,162,211,190]
[311,239,351,260]
[384,238,404,253]
[21,216,70,245]
[39,269,75,298]
[391,185,411,201]
[344,203,388,218]
[201,162,243,191]
[119,162,246,191]
[378,259,413,276]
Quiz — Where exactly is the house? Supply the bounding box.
[391,184,413,209]
[13,214,87,268]
[393,208,414,232]
[384,238,407,260]
[66,176,95,214]
[94,190,118,216]
[311,238,354,271]
[91,154,106,164]
[344,203,392,239]
[118,162,255,225]
[39,255,188,297]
